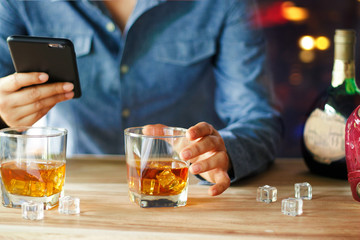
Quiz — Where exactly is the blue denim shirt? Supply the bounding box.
[0,0,283,182]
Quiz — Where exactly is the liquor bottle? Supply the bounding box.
[301,29,360,179]
[345,105,360,202]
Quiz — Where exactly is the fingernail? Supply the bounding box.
[190,164,201,174]
[63,83,74,91]
[181,150,192,159]
[39,74,48,82]
[186,130,195,140]
[210,189,217,196]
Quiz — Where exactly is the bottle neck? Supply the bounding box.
[331,59,356,92]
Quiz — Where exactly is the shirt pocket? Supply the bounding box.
[155,38,216,66]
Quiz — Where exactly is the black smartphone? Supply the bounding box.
[7,35,82,98]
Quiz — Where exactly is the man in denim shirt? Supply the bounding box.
[0,0,282,196]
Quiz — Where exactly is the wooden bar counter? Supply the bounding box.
[0,156,359,239]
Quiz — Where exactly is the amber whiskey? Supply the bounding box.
[1,160,66,197]
[127,158,189,196]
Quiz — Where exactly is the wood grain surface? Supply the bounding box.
[0,156,358,240]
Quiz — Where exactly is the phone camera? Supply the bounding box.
[48,43,65,49]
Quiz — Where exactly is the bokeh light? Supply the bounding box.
[299,50,315,63]
[315,36,330,50]
[299,36,315,51]
[282,1,309,22]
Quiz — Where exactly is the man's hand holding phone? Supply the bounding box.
[0,72,74,127]
[0,35,82,127]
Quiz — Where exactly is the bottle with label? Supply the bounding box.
[301,29,360,179]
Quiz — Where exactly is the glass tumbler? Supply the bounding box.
[0,127,67,209]
[125,126,190,208]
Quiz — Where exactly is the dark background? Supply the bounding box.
[259,0,360,157]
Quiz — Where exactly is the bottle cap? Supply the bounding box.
[334,29,356,60]
[335,29,355,43]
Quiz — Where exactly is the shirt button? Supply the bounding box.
[122,108,131,118]
[106,22,116,32]
[120,65,129,74]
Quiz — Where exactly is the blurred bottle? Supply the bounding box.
[345,105,360,202]
[301,29,360,179]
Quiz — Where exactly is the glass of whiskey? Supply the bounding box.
[0,127,67,210]
[125,126,190,208]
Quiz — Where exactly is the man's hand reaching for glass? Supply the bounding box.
[180,122,231,196]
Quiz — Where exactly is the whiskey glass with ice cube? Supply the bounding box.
[125,126,190,208]
[0,127,67,210]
